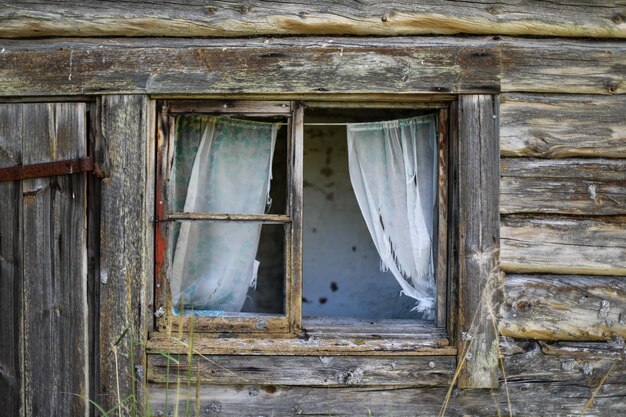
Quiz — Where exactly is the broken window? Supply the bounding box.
[155,101,447,333]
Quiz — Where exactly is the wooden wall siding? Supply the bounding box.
[500,39,626,95]
[500,94,626,159]
[98,96,152,413]
[2,1,626,39]
[505,340,626,388]
[0,103,89,417]
[0,37,501,96]
[455,95,501,389]
[144,340,626,415]
[146,382,626,417]
[147,355,456,387]
[0,37,626,97]
[500,275,626,340]
[500,216,626,276]
[0,105,24,417]
[500,158,626,215]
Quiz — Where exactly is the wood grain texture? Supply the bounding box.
[1,37,626,96]
[146,332,454,356]
[146,382,626,417]
[98,96,151,412]
[500,158,626,215]
[503,340,626,387]
[435,108,448,328]
[0,37,500,96]
[20,103,89,417]
[501,40,626,95]
[289,103,304,334]
[456,95,500,388]
[147,355,455,387]
[2,1,626,38]
[0,105,24,417]
[500,216,626,276]
[500,94,626,158]
[500,274,626,341]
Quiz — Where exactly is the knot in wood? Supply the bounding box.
[515,300,532,314]
[337,367,364,385]
[205,401,222,414]
[612,13,624,24]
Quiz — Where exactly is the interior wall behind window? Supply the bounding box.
[302,111,425,320]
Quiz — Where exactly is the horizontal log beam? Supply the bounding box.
[147,355,455,387]
[1,1,625,39]
[0,37,625,96]
[0,37,499,96]
[146,382,626,416]
[503,340,626,387]
[501,40,626,95]
[500,216,626,276]
[500,158,626,215]
[500,94,626,158]
[499,274,626,340]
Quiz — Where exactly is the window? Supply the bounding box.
[154,99,450,340]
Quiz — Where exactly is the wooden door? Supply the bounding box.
[0,103,90,417]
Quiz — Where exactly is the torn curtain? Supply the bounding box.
[170,116,278,314]
[347,115,437,317]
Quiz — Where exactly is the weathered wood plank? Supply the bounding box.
[500,274,626,341]
[168,100,292,115]
[502,340,626,387]
[500,158,626,215]
[0,105,23,417]
[147,355,455,387]
[146,333,454,356]
[289,103,304,334]
[21,103,89,417]
[2,1,626,39]
[1,37,626,96]
[501,40,626,95]
[446,101,459,345]
[146,382,626,417]
[500,94,626,158]
[435,108,449,328]
[0,37,500,96]
[456,95,500,388]
[98,96,151,412]
[500,216,626,276]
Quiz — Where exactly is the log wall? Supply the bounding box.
[0,3,625,415]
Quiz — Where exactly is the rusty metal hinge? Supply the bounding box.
[0,157,104,182]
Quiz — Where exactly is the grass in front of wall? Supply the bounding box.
[89,273,620,417]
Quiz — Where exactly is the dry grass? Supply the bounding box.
[91,274,620,417]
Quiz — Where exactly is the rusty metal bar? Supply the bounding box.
[0,157,103,182]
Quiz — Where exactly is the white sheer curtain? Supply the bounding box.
[347,115,437,317]
[170,116,278,314]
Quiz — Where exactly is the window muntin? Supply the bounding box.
[155,100,449,336]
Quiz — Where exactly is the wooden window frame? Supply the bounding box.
[154,100,296,334]
[150,95,491,361]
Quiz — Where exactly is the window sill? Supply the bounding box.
[147,323,454,356]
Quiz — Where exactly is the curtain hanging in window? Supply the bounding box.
[347,115,437,318]
[170,116,278,314]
